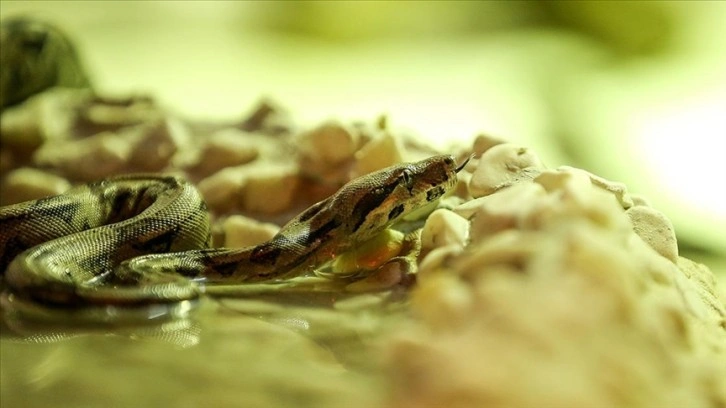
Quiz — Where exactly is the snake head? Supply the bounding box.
[338,154,460,241]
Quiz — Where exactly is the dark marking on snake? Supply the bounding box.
[130,226,179,253]
[249,243,282,265]
[388,203,405,221]
[297,198,330,223]
[0,235,30,272]
[31,200,82,224]
[82,251,112,274]
[426,186,445,202]
[107,189,135,223]
[304,218,341,247]
[351,183,398,232]
[208,260,238,278]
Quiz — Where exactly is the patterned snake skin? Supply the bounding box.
[0,156,465,308]
[1,175,211,306]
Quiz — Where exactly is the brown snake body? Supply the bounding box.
[0,155,464,309]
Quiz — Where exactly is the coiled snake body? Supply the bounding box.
[0,155,463,308]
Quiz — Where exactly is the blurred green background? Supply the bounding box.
[1,1,724,271]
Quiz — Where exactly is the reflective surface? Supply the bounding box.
[1,294,401,407]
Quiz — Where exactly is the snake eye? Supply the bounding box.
[401,169,414,191]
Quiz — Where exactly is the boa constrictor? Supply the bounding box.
[0,155,466,309]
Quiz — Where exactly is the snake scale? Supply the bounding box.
[0,155,465,308]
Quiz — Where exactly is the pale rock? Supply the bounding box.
[83,96,159,126]
[450,169,472,200]
[0,88,91,148]
[297,121,359,165]
[421,209,470,250]
[556,166,634,209]
[471,133,505,157]
[33,130,131,180]
[239,99,293,135]
[626,205,679,263]
[127,118,187,172]
[190,129,259,176]
[199,162,299,214]
[676,257,726,330]
[534,168,592,193]
[469,143,546,198]
[624,231,674,286]
[630,194,652,207]
[352,132,405,178]
[32,119,184,180]
[0,168,70,205]
[418,244,465,277]
[242,164,300,214]
[197,166,246,213]
[532,173,632,235]
[410,273,473,329]
[222,215,279,248]
[0,102,44,148]
[197,162,300,214]
[455,182,547,242]
[452,230,541,279]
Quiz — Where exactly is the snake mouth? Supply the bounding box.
[455,154,474,173]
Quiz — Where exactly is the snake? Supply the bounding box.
[0,155,466,309]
